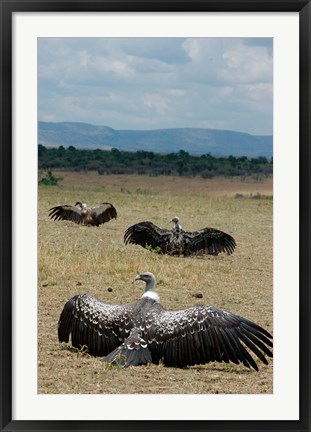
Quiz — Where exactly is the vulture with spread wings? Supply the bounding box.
[49,201,117,226]
[124,216,236,256]
[58,272,272,370]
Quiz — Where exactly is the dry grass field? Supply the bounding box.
[38,171,273,395]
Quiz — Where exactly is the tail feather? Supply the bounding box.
[102,329,152,367]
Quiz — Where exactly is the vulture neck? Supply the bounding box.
[173,221,182,232]
[141,277,160,303]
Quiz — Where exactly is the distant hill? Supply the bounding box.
[38,121,273,157]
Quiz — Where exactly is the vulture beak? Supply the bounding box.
[134,274,142,283]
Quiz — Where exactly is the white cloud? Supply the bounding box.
[182,39,201,60]
[40,113,56,122]
[38,37,273,135]
[221,43,272,83]
[218,86,234,96]
[168,89,187,97]
[142,94,169,113]
[77,50,90,68]
[236,82,273,112]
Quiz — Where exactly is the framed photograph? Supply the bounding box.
[1,1,310,431]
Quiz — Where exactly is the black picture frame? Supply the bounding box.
[1,1,310,431]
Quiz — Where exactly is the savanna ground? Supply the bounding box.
[38,171,273,395]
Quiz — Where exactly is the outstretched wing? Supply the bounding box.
[58,294,135,356]
[124,221,172,253]
[92,202,118,226]
[183,227,236,255]
[144,305,272,370]
[49,205,83,224]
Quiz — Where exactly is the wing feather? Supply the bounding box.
[92,202,117,226]
[183,228,236,256]
[49,205,83,224]
[58,294,135,356]
[213,326,230,363]
[218,327,240,365]
[124,221,172,253]
[145,305,272,370]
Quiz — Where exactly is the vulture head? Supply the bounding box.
[75,201,86,209]
[135,272,160,302]
[170,216,182,231]
[170,216,179,223]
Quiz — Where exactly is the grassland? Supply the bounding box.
[38,172,273,394]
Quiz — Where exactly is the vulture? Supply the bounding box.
[124,216,236,256]
[58,272,273,370]
[49,201,117,226]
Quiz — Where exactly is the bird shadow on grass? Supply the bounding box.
[58,344,268,376]
[189,365,254,375]
[59,343,91,357]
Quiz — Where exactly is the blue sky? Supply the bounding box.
[38,37,273,135]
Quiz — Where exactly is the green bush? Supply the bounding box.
[145,244,162,254]
[39,169,63,186]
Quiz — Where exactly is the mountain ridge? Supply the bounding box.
[38,121,272,157]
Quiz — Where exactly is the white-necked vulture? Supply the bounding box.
[58,272,272,370]
[124,216,236,256]
[49,201,117,226]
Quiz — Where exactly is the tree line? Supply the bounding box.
[38,144,273,179]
